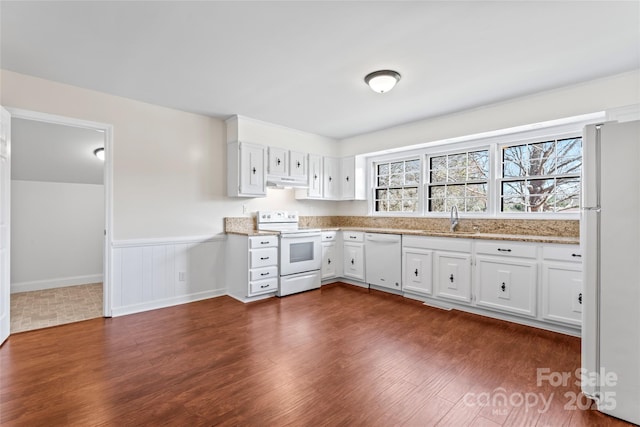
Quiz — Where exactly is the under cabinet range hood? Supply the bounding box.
[266,174,308,189]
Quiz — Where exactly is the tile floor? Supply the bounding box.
[10,283,103,333]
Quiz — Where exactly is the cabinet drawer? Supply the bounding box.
[249,235,278,248]
[249,277,278,295]
[403,236,472,253]
[542,245,582,263]
[250,247,278,268]
[322,231,337,241]
[249,266,278,281]
[343,231,364,242]
[475,241,537,259]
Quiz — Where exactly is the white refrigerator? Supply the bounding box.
[581,120,640,425]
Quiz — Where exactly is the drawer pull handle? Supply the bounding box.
[260,272,270,276]
[578,293,582,304]
[327,258,331,265]
[260,284,270,289]
[349,236,357,239]
[329,176,332,182]
[572,254,582,258]
[351,258,355,265]
[252,167,257,175]
[260,241,270,244]
[314,174,318,180]
[346,176,350,182]
[449,274,454,283]
[501,282,506,292]
[276,157,281,166]
[260,257,269,260]
[414,269,419,277]
[497,248,512,252]
[297,161,301,168]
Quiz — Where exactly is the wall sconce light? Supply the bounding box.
[94,147,105,161]
[364,70,401,93]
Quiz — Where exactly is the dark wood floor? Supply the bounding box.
[0,283,634,426]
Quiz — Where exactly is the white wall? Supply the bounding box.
[10,180,104,292]
[337,70,640,215]
[0,70,338,240]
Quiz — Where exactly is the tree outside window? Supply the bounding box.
[501,137,581,212]
[374,159,420,213]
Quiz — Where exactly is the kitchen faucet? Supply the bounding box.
[450,205,459,232]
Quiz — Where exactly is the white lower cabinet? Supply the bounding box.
[227,234,279,301]
[475,256,537,317]
[402,248,433,296]
[322,242,337,279]
[541,244,583,326]
[343,232,365,281]
[434,251,472,303]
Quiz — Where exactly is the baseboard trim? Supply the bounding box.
[111,288,226,317]
[11,274,103,294]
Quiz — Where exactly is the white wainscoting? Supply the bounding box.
[111,235,227,317]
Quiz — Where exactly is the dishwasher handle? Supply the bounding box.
[365,234,401,243]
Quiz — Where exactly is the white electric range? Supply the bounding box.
[257,211,322,296]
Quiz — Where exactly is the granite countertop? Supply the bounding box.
[334,227,579,244]
[227,226,579,244]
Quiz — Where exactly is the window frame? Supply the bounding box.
[496,130,583,217]
[425,145,492,216]
[365,114,601,219]
[368,152,424,216]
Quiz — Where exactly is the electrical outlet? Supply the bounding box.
[242,204,247,214]
[178,271,186,282]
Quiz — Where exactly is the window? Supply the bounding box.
[427,150,489,212]
[374,158,420,213]
[500,137,582,213]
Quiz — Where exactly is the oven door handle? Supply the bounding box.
[280,232,322,239]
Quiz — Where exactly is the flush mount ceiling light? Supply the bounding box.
[364,70,401,93]
[93,147,105,161]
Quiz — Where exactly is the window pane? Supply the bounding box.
[405,172,419,185]
[389,199,401,211]
[375,189,388,200]
[503,145,529,177]
[402,199,417,212]
[468,150,489,180]
[447,184,465,198]
[466,197,487,212]
[556,156,581,175]
[502,196,526,212]
[502,180,525,197]
[389,174,403,186]
[466,183,487,198]
[430,156,447,183]
[429,198,445,212]
[390,162,403,174]
[448,153,466,169]
[448,167,466,182]
[405,159,420,173]
[377,163,389,176]
[377,175,389,187]
[404,187,418,199]
[429,186,446,199]
[389,188,402,200]
[376,200,388,212]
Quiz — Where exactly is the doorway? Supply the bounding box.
[6,108,113,335]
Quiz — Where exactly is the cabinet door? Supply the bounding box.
[341,157,355,200]
[268,147,288,176]
[289,151,307,179]
[541,263,582,326]
[403,248,433,296]
[476,256,537,317]
[322,242,337,280]
[239,142,266,196]
[307,154,323,198]
[323,157,340,199]
[343,242,365,281]
[434,252,471,303]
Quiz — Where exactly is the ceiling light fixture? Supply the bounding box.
[364,70,401,93]
[94,147,105,161]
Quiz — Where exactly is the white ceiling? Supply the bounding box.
[1,1,639,139]
[11,118,104,185]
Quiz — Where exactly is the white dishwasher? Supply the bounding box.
[365,233,402,291]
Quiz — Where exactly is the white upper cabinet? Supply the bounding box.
[268,147,288,176]
[323,156,340,200]
[341,157,355,200]
[289,151,307,179]
[227,141,266,197]
[340,156,366,200]
[306,154,323,198]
